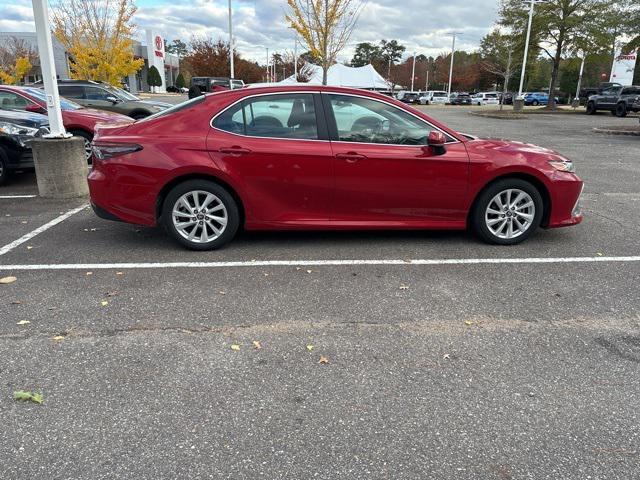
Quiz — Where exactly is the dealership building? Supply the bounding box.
[0,30,178,93]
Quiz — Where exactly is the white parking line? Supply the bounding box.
[0,195,37,199]
[0,204,88,257]
[0,256,639,271]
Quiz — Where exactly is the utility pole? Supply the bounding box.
[518,0,545,97]
[228,0,234,83]
[294,37,298,81]
[266,47,269,83]
[447,33,462,97]
[575,51,586,100]
[410,51,417,92]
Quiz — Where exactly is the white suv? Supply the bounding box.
[471,92,500,106]
[419,91,448,105]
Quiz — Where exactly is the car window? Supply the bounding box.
[0,91,30,110]
[84,87,111,100]
[58,85,84,99]
[328,94,433,145]
[213,93,319,140]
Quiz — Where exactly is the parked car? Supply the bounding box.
[88,85,583,250]
[447,92,472,105]
[191,77,245,94]
[586,85,640,117]
[398,92,421,104]
[502,92,514,105]
[52,80,172,120]
[523,92,559,106]
[579,82,622,101]
[470,92,499,106]
[0,109,49,185]
[0,85,132,161]
[419,91,448,105]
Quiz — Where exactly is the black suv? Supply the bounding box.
[448,92,472,105]
[586,85,640,117]
[0,109,49,185]
[48,80,172,120]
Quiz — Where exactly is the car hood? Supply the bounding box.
[466,138,570,162]
[0,109,49,127]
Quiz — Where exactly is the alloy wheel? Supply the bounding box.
[485,189,535,240]
[171,190,228,244]
[83,138,92,161]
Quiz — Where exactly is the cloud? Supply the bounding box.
[0,0,500,64]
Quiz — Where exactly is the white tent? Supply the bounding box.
[276,63,391,90]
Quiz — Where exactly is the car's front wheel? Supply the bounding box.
[532,99,539,106]
[586,101,596,115]
[162,179,240,250]
[0,149,9,186]
[471,179,543,245]
[615,102,628,117]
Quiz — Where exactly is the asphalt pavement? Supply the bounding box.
[1,105,639,479]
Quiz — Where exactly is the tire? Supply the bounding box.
[615,102,627,117]
[471,178,544,245]
[586,101,596,115]
[130,112,149,120]
[69,129,93,163]
[532,100,539,106]
[0,149,10,186]
[162,179,240,250]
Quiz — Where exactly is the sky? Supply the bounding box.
[0,0,501,64]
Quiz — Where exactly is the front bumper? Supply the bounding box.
[546,175,584,229]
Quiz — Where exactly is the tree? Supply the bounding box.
[52,0,144,86]
[351,42,381,67]
[0,37,36,85]
[379,39,405,64]
[286,0,364,85]
[479,30,516,110]
[147,66,162,92]
[175,72,186,89]
[499,0,616,109]
[165,39,188,58]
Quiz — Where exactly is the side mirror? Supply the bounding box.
[427,131,447,155]
[26,103,46,114]
[106,96,119,104]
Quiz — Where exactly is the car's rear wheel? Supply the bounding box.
[532,99,539,106]
[69,129,93,163]
[130,112,148,120]
[0,149,9,186]
[586,101,596,115]
[471,179,543,245]
[615,102,628,117]
[162,179,239,250]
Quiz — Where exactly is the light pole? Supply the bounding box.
[228,0,234,83]
[410,51,416,92]
[575,51,586,101]
[294,37,298,81]
[266,47,269,82]
[447,33,462,97]
[518,0,545,97]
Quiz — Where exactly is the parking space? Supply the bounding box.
[1,107,639,479]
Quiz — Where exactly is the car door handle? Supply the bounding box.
[218,146,251,156]
[336,152,367,162]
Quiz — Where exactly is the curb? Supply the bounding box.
[468,111,527,120]
[592,127,640,136]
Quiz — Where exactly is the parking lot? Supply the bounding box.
[1,104,639,479]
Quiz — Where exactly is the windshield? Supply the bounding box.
[25,87,82,110]
[108,86,140,101]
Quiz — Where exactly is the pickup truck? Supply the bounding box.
[586,85,640,117]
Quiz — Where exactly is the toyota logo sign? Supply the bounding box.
[155,36,163,51]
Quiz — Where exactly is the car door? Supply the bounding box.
[602,87,621,108]
[324,93,469,226]
[208,92,334,226]
[83,86,117,111]
[58,85,88,107]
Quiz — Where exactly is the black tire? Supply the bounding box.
[162,179,239,250]
[532,99,539,106]
[0,148,10,186]
[615,102,627,117]
[130,112,149,120]
[68,129,93,163]
[471,178,544,245]
[586,101,596,115]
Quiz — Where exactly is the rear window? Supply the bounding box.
[136,95,205,122]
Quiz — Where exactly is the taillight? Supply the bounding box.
[92,143,142,160]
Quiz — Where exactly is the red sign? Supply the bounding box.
[154,35,164,58]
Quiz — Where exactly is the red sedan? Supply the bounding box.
[0,85,131,160]
[88,86,583,249]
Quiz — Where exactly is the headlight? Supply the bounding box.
[0,122,39,136]
[548,160,575,173]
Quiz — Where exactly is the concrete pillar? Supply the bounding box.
[31,137,89,198]
[513,98,524,113]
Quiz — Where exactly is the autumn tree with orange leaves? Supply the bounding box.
[52,0,144,86]
[286,0,363,85]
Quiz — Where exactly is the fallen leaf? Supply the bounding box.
[318,355,329,364]
[306,269,313,274]
[296,267,301,271]
[442,353,451,360]
[231,344,241,351]
[86,272,93,276]
[11,300,22,305]
[306,344,314,351]
[218,291,226,295]
[116,272,124,276]
[106,291,118,297]
[596,252,603,256]
[21,221,28,224]
[399,284,409,290]
[26,246,33,250]
[263,273,270,276]
[0,276,17,284]
[53,335,65,341]
[464,320,473,326]
[13,391,43,405]
[252,340,262,350]
[100,300,108,307]
[16,320,30,325]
